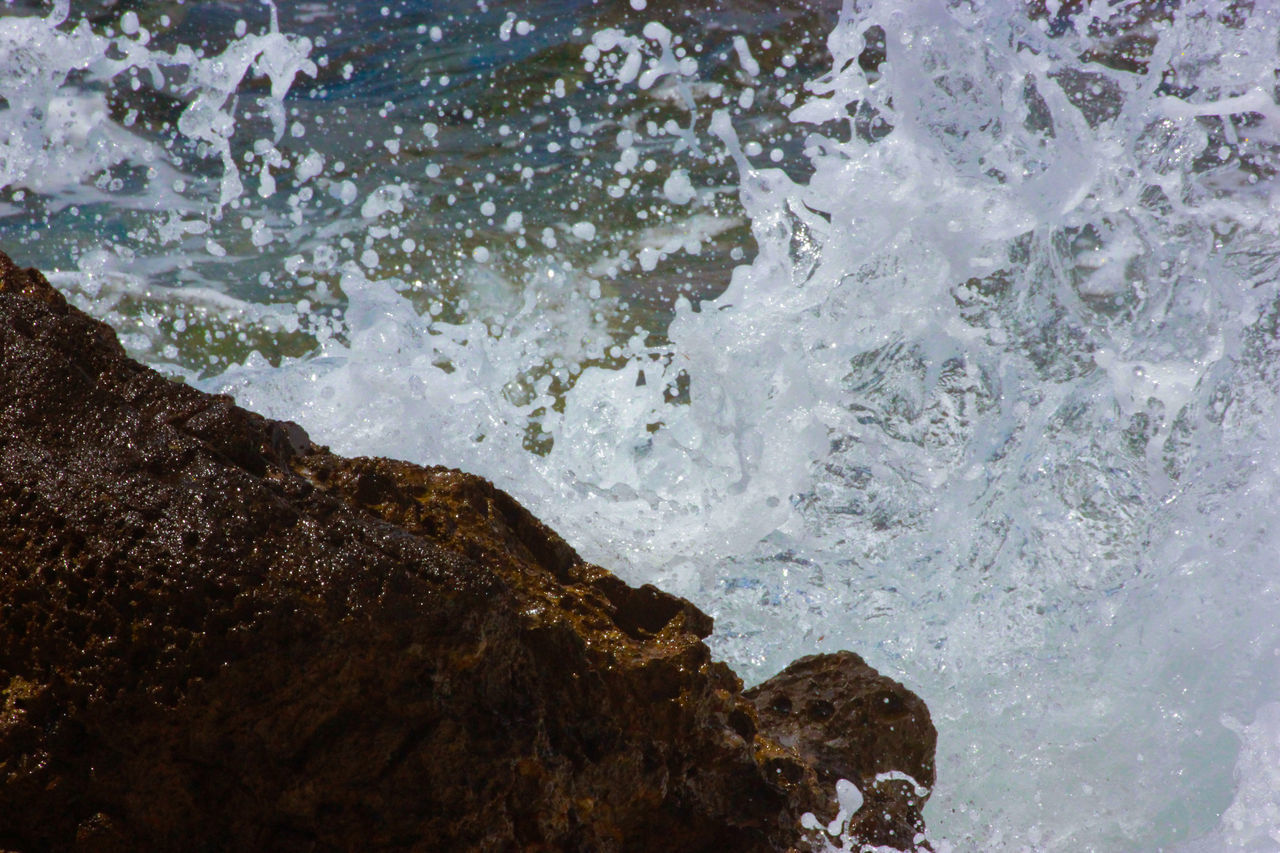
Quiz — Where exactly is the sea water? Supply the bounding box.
[3,0,1280,849]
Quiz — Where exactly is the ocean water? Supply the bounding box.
[4,0,1280,849]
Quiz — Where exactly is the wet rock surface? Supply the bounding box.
[0,249,934,851]
[747,652,937,850]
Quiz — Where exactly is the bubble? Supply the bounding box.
[662,170,695,205]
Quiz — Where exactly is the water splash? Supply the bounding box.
[4,0,1280,849]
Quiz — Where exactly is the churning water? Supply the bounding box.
[4,0,1280,849]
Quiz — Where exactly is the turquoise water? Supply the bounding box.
[4,1,1280,849]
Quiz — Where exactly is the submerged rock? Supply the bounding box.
[0,249,934,851]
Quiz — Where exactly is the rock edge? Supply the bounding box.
[0,250,934,852]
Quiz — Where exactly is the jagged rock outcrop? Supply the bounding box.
[0,249,934,852]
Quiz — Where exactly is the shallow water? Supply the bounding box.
[4,0,1280,849]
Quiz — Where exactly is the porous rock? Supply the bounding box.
[0,249,934,851]
[746,652,936,850]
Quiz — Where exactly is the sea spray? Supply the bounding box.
[223,4,1280,846]
[678,3,1280,848]
[5,0,1280,849]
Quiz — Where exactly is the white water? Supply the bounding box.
[4,1,1280,849]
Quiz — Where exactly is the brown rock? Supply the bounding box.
[0,249,934,851]
[747,651,937,850]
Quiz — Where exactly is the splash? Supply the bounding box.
[0,0,318,369]
[219,3,1280,846]
[0,1,314,210]
[5,0,1280,849]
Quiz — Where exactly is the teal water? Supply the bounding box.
[4,1,1280,849]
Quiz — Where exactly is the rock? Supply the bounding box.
[747,651,936,850]
[0,249,935,851]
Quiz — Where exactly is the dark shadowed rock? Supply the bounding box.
[0,249,934,852]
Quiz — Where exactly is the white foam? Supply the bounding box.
[1185,702,1280,851]
[203,5,1280,846]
